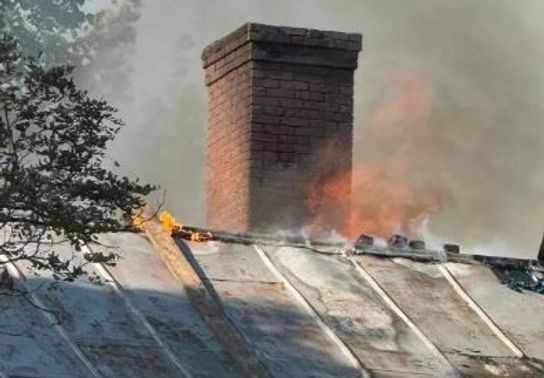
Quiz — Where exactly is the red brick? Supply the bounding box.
[203,23,360,232]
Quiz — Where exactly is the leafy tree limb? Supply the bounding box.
[0,35,155,280]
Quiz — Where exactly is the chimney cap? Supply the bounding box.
[202,22,362,67]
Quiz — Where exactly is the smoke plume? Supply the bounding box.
[100,0,543,258]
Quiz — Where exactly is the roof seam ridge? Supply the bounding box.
[0,254,104,378]
[174,242,273,375]
[143,221,272,377]
[438,264,525,358]
[254,245,371,378]
[87,247,193,378]
[347,256,459,377]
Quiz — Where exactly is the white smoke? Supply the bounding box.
[100,0,543,259]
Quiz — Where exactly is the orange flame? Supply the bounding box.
[158,210,212,242]
[189,231,212,242]
[306,71,450,239]
[131,213,145,231]
[159,211,180,234]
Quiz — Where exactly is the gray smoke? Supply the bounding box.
[103,0,544,258]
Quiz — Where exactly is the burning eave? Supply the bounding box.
[150,219,544,376]
[166,218,544,275]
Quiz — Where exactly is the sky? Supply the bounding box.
[100,0,544,258]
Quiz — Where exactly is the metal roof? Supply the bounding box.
[0,223,543,377]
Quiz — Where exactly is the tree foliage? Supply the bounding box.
[0,35,154,280]
[1,0,142,99]
[0,0,89,67]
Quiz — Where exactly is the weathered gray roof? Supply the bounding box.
[1,224,543,377]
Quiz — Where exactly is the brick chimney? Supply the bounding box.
[202,23,362,232]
